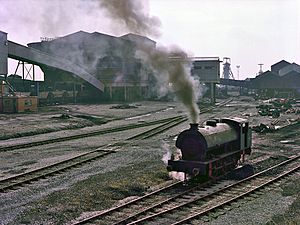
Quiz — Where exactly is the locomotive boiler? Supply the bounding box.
[167,117,252,178]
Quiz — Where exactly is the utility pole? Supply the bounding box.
[236,65,240,80]
[258,63,264,75]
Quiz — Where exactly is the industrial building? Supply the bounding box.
[250,60,300,98]
[2,30,225,106]
[28,31,156,102]
[191,57,221,103]
[20,31,223,104]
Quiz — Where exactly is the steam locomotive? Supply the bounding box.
[167,117,252,178]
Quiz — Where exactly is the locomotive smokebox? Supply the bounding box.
[175,123,207,161]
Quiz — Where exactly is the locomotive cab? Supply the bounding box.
[220,117,252,154]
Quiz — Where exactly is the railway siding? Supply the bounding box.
[2,97,299,225]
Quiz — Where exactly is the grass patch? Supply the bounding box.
[253,156,288,172]
[266,178,300,225]
[73,114,109,125]
[0,122,94,140]
[12,161,169,224]
[37,106,68,113]
[281,178,300,197]
[17,160,37,167]
[249,151,266,160]
[4,168,27,175]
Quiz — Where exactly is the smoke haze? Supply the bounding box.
[0,0,116,44]
[97,0,161,38]
[137,46,200,122]
[1,0,200,122]
[98,0,200,122]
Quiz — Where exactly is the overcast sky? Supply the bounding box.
[0,0,299,80]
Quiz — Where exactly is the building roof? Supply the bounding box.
[279,62,300,76]
[191,57,220,61]
[281,71,300,88]
[120,33,156,44]
[250,71,281,89]
[271,60,291,75]
[271,60,290,67]
[250,70,300,89]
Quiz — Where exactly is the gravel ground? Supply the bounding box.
[0,96,299,225]
[206,187,297,225]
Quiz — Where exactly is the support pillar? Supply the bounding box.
[109,85,112,100]
[0,31,8,76]
[210,82,216,104]
[36,82,39,96]
[124,85,127,101]
[73,82,77,103]
[33,65,39,96]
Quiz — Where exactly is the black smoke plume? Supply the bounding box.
[98,0,161,37]
[99,0,200,123]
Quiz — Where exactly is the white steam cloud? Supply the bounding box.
[161,141,185,181]
[161,141,171,165]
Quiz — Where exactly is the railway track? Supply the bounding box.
[70,154,300,225]
[0,150,114,192]
[128,116,187,140]
[0,99,232,193]
[69,179,197,225]
[0,116,188,193]
[0,98,232,152]
[0,116,183,152]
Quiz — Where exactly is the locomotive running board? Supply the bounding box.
[167,160,207,175]
[167,149,249,176]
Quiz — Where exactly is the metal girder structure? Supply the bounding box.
[14,61,37,81]
[7,41,104,92]
[222,57,234,80]
[220,78,248,88]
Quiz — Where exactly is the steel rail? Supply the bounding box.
[0,150,114,192]
[68,99,234,224]
[0,116,183,152]
[172,162,300,225]
[0,99,233,152]
[123,155,300,225]
[127,116,188,140]
[113,180,216,225]
[0,116,191,192]
[69,181,186,225]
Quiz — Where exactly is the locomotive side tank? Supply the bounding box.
[168,117,251,178]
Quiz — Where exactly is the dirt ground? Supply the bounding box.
[0,96,299,225]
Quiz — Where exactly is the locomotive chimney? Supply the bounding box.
[189,123,199,130]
